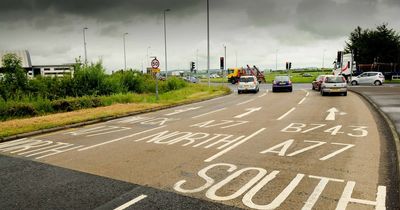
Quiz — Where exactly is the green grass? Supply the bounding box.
[199,77,226,83]
[265,71,332,83]
[0,84,231,139]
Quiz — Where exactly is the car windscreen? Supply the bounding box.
[274,76,289,81]
[325,77,344,83]
[239,77,254,82]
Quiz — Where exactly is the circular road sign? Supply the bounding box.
[151,58,160,69]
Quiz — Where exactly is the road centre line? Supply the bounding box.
[277,108,296,120]
[78,126,167,151]
[237,99,255,105]
[192,108,227,119]
[298,97,307,105]
[114,194,147,210]
[204,128,266,162]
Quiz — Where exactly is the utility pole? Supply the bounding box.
[83,27,88,65]
[123,33,128,70]
[275,49,278,71]
[164,9,170,79]
[207,0,210,87]
[224,44,227,78]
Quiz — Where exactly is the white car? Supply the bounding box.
[351,72,384,86]
[238,76,259,94]
[320,75,347,96]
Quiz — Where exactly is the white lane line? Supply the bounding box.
[204,128,266,162]
[298,97,306,105]
[114,194,147,210]
[266,89,269,93]
[258,93,267,98]
[192,108,227,119]
[306,91,310,97]
[237,98,255,105]
[78,126,167,151]
[277,108,296,120]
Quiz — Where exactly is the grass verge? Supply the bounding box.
[0,84,230,139]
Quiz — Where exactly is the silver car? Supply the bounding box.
[238,76,259,94]
[351,72,385,86]
[320,75,347,96]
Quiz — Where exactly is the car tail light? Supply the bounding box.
[379,75,384,78]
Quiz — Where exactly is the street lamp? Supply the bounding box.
[83,27,88,65]
[223,44,226,79]
[207,0,210,87]
[164,9,171,79]
[123,33,128,70]
[147,46,151,69]
[275,49,278,71]
[322,49,326,70]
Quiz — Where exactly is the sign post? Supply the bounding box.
[151,57,160,100]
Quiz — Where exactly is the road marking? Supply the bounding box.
[325,107,347,121]
[114,194,147,210]
[237,99,255,105]
[78,126,167,151]
[258,93,267,98]
[266,89,269,93]
[277,108,296,120]
[319,143,354,160]
[204,128,266,162]
[234,107,262,118]
[306,91,310,97]
[165,106,202,116]
[298,97,306,105]
[192,108,227,119]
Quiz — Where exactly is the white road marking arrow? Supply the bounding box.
[234,107,262,118]
[325,108,338,121]
[165,106,202,116]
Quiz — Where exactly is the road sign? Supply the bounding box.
[151,58,160,69]
[152,68,160,73]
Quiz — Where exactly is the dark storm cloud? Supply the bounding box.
[295,0,378,37]
[0,0,203,26]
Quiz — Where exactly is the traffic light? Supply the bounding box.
[289,62,292,70]
[220,57,224,70]
[286,62,289,70]
[337,51,343,63]
[190,61,195,72]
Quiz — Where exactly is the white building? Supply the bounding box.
[0,50,74,78]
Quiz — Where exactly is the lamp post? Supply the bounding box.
[275,49,278,71]
[322,49,326,70]
[164,9,170,79]
[123,33,128,70]
[83,27,88,65]
[207,0,210,87]
[223,44,226,80]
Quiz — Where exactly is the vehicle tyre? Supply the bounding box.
[343,92,347,96]
[238,90,241,94]
[320,89,325,96]
[374,80,382,86]
[351,81,358,86]
[272,88,275,92]
[289,88,293,92]
[312,85,315,90]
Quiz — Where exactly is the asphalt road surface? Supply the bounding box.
[0,85,399,210]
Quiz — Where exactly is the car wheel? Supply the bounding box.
[374,80,382,86]
[320,89,325,96]
[343,92,347,96]
[312,86,315,90]
[289,88,293,92]
[272,88,275,92]
[238,90,241,94]
[351,81,358,86]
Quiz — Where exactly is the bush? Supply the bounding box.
[2,103,38,119]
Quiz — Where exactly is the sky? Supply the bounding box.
[0,0,399,72]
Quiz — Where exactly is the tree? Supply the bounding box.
[0,53,28,100]
[345,23,400,64]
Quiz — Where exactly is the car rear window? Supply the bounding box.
[240,77,254,82]
[325,76,345,83]
[275,76,289,81]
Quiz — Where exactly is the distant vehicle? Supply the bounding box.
[320,75,347,96]
[227,65,265,84]
[302,73,312,77]
[238,76,259,94]
[272,75,292,92]
[350,72,384,86]
[184,76,198,83]
[312,75,328,91]
[333,53,355,77]
[210,74,220,78]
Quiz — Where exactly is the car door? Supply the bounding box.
[366,73,377,84]
[358,73,368,84]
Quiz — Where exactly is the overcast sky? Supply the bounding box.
[0,0,399,72]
